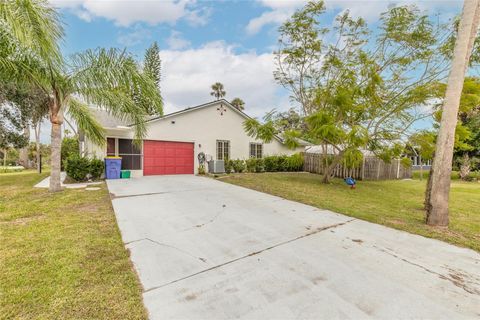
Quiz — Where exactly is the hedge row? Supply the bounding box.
[224,153,304,173]
[65,156,104,181]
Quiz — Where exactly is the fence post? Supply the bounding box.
[376,159,381,180]
[361,156,365,180]
[396,159,401,179]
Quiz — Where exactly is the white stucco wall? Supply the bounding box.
[85,101,304,175]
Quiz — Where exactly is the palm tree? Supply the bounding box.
[1,1,163,192]
[210,82,226,100]
[231,97,245,111]
[46,49,162,192]
[425,0,480,226]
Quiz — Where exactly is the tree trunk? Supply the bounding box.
[49,96,64,192]
[425,0,480,226]
[34,121,41,173]
[322,154,342,183]
[18,126,30,168]
[3,148,7,167]
[459,154,471,180]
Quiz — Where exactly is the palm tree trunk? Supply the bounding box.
[425,0,480,226]
[49,97,63,192]
[34,121,41,173]
[18,126,30,168]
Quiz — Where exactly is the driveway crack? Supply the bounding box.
[183,204,227,231]
[144,218,355,293]
[110,188,205,199]
[126,238,208,263]
[373,245,480,295]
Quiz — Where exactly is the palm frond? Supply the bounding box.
[69,48,163,139]
[0,21,58,93]
[66,98,105,146]
[0,0,64,64]
[68,48,163,142]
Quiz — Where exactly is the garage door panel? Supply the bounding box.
[144,140,194,175]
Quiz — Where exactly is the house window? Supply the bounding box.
[106,138,116,156]
[250,143,263,158]
[118,139,142,170]
[216,140,230,160]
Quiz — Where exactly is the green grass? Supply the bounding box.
[220,172,480,252]
[0,171,147,320]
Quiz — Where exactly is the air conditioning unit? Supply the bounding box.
[208,160,225,173]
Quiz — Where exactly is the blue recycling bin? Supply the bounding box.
[105,157,122,179]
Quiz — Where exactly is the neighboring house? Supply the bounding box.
[409,155,432,171]
[83,100,307,176]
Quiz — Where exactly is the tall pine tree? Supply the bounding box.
[143,42,162,115]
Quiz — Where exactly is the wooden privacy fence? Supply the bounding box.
[303,153,412,180]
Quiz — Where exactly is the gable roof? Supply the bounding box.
[133,99,250,126]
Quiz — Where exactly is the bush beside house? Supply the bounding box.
[65,156,104,181]
[225,153,304,174]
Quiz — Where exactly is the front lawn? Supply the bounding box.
[220,172,480,252]
[0,171,146,319]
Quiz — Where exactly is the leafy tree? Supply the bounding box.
[272,108,304,132]
[230,97,245,110]
[0,1,163,192]
[431,77,480,180]
[248,1,457,183]
[210,82,226,100]
[0,82,49,168]
[0,106,28,166]
[142,41,162,115]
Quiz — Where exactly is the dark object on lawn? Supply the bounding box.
[344,177,356,189]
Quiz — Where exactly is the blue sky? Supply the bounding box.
[46,0,463,141]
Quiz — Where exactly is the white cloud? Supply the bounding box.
[247,0,461,35]
[246,10,292,35]
[117,26,151,47]
[160,41,290,117]
[49,0,210,27]
[166,31,191,50]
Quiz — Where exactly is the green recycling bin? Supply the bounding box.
[120,170,131,179]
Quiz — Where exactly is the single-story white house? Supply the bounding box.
[83,100,307,177]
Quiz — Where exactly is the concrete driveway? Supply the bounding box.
[107,175,480,319]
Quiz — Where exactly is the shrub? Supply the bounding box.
[286,153,304,171]
[263,156,277,172]
[65,156,105,181]
[255,158,265,172]
[65,155,90,181]
[61,137,79,170]
[463,171,479,182]
[225,159,233,174]
[198,165,206,175]
[231,159,246,173]
[235,154,304,173]
[246,158,257,172]
[89,158,104,179]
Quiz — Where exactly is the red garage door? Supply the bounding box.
[143,140,194,175]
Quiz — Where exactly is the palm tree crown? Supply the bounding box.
[210,82,226,100]
[231,97,245,110]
